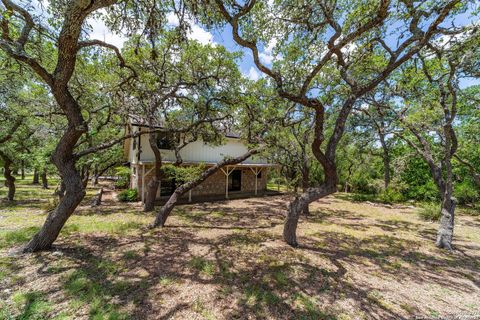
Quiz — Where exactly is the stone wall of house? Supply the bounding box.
[132,165,268,200]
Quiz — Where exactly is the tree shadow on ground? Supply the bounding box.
[3,194,479,319]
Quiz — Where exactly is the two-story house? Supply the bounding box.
[123,121,274,203]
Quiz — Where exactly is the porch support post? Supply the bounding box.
[141,164,145,203]
[249,167,262,196]
[188,189,192,202]
[220,166,233,199]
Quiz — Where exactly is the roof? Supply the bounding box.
[137,160,277,167]
[128,117,241,139]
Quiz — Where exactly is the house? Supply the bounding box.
[123,122,274,203]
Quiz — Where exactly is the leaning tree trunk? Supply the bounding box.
[33,169,39,184]
[436,197,456,250]
[153,190,181,227]
[301,170,310,216]
[144,130,162,212]
[0,152,16,201]
[283,183,336,246]
[41,170,48,189]
[23,124,86,252]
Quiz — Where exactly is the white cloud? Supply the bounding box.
[166,12,215,45]
[189,25,214,45]
[246,67,261,81]
[258,38,278,65]
[259,52,274,64]
[86,15,126,48]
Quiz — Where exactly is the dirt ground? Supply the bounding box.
[1,184,479,320]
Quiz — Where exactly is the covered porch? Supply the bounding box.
[131,161,276,204]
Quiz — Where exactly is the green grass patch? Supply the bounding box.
[0,226,39,249]
[243,284,281,307]
[417,203,441,221]
[188,256,216,276]
[63,269,130,319]
[11,291,53,320]
[293,293,334,320]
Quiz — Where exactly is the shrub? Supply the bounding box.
[117,189,138,202]
[418,203,441,221]
[378,187,405,204]
[114,166,131,189]
[454,181,479,205]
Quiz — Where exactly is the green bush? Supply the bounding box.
[117,189,138,202]
[454,181,479,205]
[378,187,405,204]
[417,203,441,221]
[115,166,131,189]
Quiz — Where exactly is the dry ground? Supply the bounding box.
[0,180,479,320]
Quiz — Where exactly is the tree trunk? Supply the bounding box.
[380,134,391,189]
[436,197,456,250]
[55,180,67,200]
[33,169,39,184]
[152,190,180,227]
[82,170,89,189]
[91,187,103,207]
[22,124,86,252]
[91,164,98,186]
[144,129,162,212]
[0,152,16,201]
[21,160,25,180]
[301,170,310,216]
[41,170,48,189]
[283,184,336,246]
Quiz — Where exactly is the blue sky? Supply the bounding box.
[28,0,479,86]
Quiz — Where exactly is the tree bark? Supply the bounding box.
[144,129,162,212]
[23,135,85,252]
[41,170,48,189]
[91,164,98,186]
[55,180,67,200]
[91,187,103,207]
[0,152,15,201]
[301,170,310,216]
[82,165,90,189]
[151,149,259,227]
[436,197,455,250]
[379,132,391,189]
[21,160,25,180]
[33,169,39,184]
[283,183,336,246]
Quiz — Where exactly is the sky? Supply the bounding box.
[87,13,263,81]
[26,0,479,86]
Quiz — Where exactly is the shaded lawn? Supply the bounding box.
[0,180,479,319]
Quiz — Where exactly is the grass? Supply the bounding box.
[188,256,216,276]
[0,180,479,319]
[417,202,442,221]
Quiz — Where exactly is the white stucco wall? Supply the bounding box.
[128,126,268,164]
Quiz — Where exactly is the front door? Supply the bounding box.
[228,170,242,191]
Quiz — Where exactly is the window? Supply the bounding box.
[156,132,174,150]
[257,171,262,179]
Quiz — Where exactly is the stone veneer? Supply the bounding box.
[132,164,268,200]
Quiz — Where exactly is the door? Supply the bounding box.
[228,170,242,191]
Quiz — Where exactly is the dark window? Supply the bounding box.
[160,178,176,196]
[257,171,262,179]
[228,170,242,191]
[156,132,174,150]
